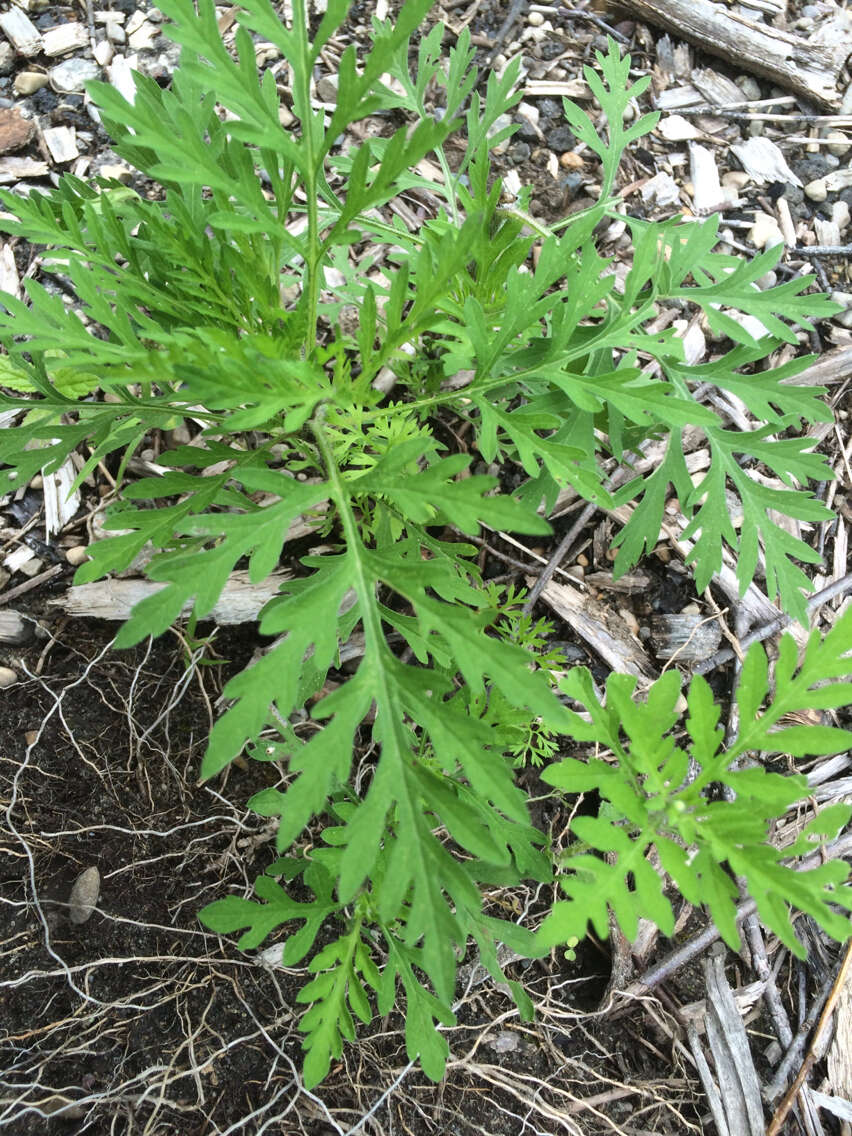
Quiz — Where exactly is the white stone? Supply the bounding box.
[832,199,850,231]
[14,71,49,95]
[69,866,100,925]
[106,21,126,44]
[805,177,828,201]
[93,39,114,67]
[49,57,100,94]
[827,130,851,157]
[128,20,160,51]
[528,9,544,24]
[42,22,89,57]
[0,666,17,688]
[748,211,784,250]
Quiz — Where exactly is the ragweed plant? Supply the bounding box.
[0,0,850,1086]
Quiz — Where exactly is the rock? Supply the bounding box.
[508,140,530,163]
[827,130,851,157]
[99,161,132,182]
[832,199,850,230]
[793,154,829,183]
[537,97,561,121]
[315,73,338,102]
[0,666,18,687]
[93,39,114,67]
[0,43,14,76]
[487,113,513,155]
[748,211,783,249]
[65,546,89,567]
[804,178,828,202]
[49,57,100,94]
[783,183,804,206]
[0,109,34,155]
[106,21,126,44]
[528,10,544,25]
[13,71,49,95]
[68,866,100,925]
[546,125,575,152]
[831,292,852,328]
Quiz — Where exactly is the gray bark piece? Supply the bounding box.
[704,945,766,1136]
[619,0,851,107]
[531,576,657,679]
[50,569,292,624]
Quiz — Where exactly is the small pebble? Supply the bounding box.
[14,71,49,95]
[832,199,850,230]
[49,58,100,95]
[0,666,17,688]
[826,131,851,158]
[99,162,132,182]
[0,43,14,76]
[748,211,783,250]
[93,39,114,67]
[547,125,575,152]
[65,546,89,567]
[736,75,762,101]
[804,178,828,202]
[527,9,544,25]
[69,866,100,925]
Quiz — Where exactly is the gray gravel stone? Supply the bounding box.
[49,57,100,94]
[792,154,830,183]
[508,140,530,163]
[546,125,575,152]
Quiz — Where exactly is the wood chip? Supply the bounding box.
[522,79,590,99]
[0,7,43,56]
[730,136,801,186]
[648,613,722,662]
[42,125,78,164]
[529,576,657,679]
[689,142,732,214]
[42,458,81,536]
[51,569,293,624]
[0,155,48,183]
[42,22,89,57]
[0,610,32,645]
[0,242,20,298]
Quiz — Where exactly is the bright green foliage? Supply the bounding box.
[0,0,848,1088]
[539,611,852,957]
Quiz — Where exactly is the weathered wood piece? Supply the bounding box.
[0,610,33,645]
[648,613,722,662]
[0,7,43,56]
[528,576,657,679]
[619,0,851,108]
[50,569,292,624]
